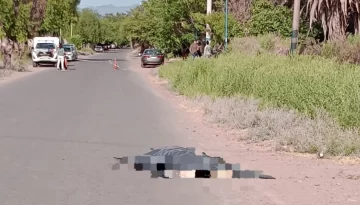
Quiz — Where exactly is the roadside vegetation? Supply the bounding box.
[0,0,128,69]
[153,1,360,157]
[159,36,360,156]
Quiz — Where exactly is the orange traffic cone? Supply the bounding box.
[113,59,118,70]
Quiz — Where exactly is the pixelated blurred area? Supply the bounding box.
[112,146,275,179]
[112,159,272,179]
[148,170,259,179]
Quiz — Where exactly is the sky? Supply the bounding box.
[79,0,142,7]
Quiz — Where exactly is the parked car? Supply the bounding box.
[141,49,165,68]
[63,46,77,61]
[94,46,104,52]
[31,36,61,67]
[63,44,78,60]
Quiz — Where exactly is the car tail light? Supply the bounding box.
[143,55,150,58]
[157,55,163,58]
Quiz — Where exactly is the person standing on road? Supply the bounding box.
[189,40,198,59]
[204,41,211,58]
[57,44,65,71]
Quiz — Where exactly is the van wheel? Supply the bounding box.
[32,62,38,67]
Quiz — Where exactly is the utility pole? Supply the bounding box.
[71,22,73,37]
[290,0,301,54]
[206,0,212,14]
[206,0,212,44]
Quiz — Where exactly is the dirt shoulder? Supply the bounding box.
[0,64,51,86]
[0,51,101,86]
[127,52,360,205]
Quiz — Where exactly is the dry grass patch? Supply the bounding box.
[230,34,290,55]
[0,69,14,79]
[194,96,360,157]
[0,53,31,74]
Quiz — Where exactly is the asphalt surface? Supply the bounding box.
[0,50,223,205]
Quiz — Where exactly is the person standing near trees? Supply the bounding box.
[189,40,198,59]
[57,44,65,71]
[204,41,211,58]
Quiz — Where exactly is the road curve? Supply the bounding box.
[0,50,222,205]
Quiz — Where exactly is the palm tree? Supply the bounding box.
[306,0,360,41]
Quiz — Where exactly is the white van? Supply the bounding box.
[31,37,62,67]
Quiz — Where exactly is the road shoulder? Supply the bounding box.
[0,52,101,86]
[0,65,51,86]
[127,51,360,205]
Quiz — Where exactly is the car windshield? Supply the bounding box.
[95,46,102,49]
[64,47,71,52]
[36,43,55,49]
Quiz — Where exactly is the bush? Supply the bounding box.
[248,0,293,37]
[320,35,360,64]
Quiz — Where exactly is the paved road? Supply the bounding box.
[0,50,222,205]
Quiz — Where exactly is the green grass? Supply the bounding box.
[159,53,360,129]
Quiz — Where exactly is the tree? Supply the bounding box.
[41,0,78,36]
[248,0,293,37]
[122,0,238,53]
[191,12,243,45]
[306,0,359,41]
[228,0,252,24]
[29,0,48,38]
[77,9,102,44]
[0,0,80,69]
[66,10,130,47]
[0,0,31,69]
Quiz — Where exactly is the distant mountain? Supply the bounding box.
[80,4,138,15]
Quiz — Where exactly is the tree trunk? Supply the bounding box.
[0,38,14,69]
[327,9,346,41]
[27,39,33,53]
[353,13,360,35]
[228,0,252,24]
[29,0,48,38]
[11,42,21,71]
[130,37,134,49]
